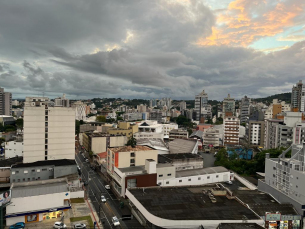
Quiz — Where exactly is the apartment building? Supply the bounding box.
[180,101,187,111]
[258,144,305,215]
[202,127,220,147]
[149,110,163,123]
[291,80,303,112]
[169,129,189,140]
[240,95,250,124]
[248,121,265,147]
[107,122,138,139]
[158,153,204,171]
[223,116,240,146]
[223,94,235,117]
[264,99,291,119]
[123,112,143,121]
[23,97,75,163]
[71,101,86,120]
[264,119,283,149]
[194,90,211,121]
[107,145,158,175]
[54,94,69,107]
[82,132,127,154]
[0,87,12,116]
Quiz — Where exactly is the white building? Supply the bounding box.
[90,103,96,109]
[23,97,75,163]
[12,100,19,106]
[180,101,186,111]
[71,101,86,120]
[162,123,178,138]
[4,141,23,159]
[6,178,83,226]
[137,104,147,113]
[136,121,164,139]
[202,127,220,147]
[54,94,69,107]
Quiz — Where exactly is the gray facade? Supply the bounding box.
[194,90,211,121]
[10,160,77,183]
[291,80,303,111]
[240,96,250,123]
[149,111,162,123]
[0,88,12,116]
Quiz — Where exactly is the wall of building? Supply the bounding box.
[0,167,11,183]
[54,165,78,178]
[92,137,107,154]
[125,173,157,191]
[117,150,158,168]
[5,141,23,159]
[109,136,127,148]
[156,166,176,182]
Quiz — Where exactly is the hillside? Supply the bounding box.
[252,92,291,105]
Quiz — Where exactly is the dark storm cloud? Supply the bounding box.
[0,0,304,100]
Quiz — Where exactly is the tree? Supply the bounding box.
[75,120,80,135]
[126,136,137,148]
[176,115,188,126]
[96,115,106,122]
[16,118,24,128]
[207,118,213,124]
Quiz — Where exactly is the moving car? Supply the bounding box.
[9,222,25,229]
[105,184,110,190]
[74,223,86,229]
[101,195,106,203]
[112,216,120,226]
[54,222,67,228]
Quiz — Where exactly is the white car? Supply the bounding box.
[101,195,106,203]
[112,216,120,226]
[54,222,67,228]
[226,180,233,185]
[74,223,86,229]
[105,185,110,190]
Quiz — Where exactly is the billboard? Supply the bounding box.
[0,190,11,206]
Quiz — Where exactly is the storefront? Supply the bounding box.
[264,213,302,229]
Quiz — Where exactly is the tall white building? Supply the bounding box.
[23,97,75,163]
[180,101,186,111]
[71,101,86,120]
[194,90,211,121]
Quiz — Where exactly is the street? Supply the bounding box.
[75,150,144,229]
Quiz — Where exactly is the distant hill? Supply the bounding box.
[252,92,291,105]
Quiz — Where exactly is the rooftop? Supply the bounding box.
[176,166,228,178]
[110,145,153,152]
[189,130,203,138]
[217,223,264,229]
[158,153,202,163]
[168,139,197,154]
[12,159,76,168]
[12,180,68,198]
[128,185,260,221]
[0,157,23,167]
[233,190,298,216]
[136,139,168,151]
[119,165,145,174]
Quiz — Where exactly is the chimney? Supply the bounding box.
[145,159,156,174]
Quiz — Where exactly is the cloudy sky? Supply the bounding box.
[0,0,305,100]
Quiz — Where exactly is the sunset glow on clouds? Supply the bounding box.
[198,0,305,50]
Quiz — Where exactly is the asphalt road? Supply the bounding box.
[75,151,144,229]
[199,152,216,168]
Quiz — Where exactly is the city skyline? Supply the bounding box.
[0,0,305,100]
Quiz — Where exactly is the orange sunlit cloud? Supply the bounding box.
[198,0,305,47]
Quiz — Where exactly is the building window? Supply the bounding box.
[216,175,219,178]
[130,152,135,157]
[198,177,201,180]
[37,169,40,172]
[159,174,163,177]
[158,182,161,185]
[130,159,135,164]
[13,179,15,182]
[166,181,169,184]
[167,174,171,176]
[45,156,48,160]
[45,145,47,150]
[188,179,191,181]
[12,171,15,175]
[24,170,28,174]
[32,178,35,181]
[179,180,182,182]
[207,176,210,179]
[15,171,19,174]
[18,179,20,182]
[37,177,40,180]
[296,185,298,188]
[28,178,30,181]
[127,178,136,188]
[42,169,47,171]
[45,133,48,138]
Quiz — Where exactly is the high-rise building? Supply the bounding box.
[54,94,70,107]
[180,101,186,111]
[291,80,303,112]
[137,104,147,113]
[223,116,240,146]
[240,95,250,123]
[71,101,86,120]
[194,90,211,121]
[223,94,235,117]
[0,87,12,116]
[23,97,75,163]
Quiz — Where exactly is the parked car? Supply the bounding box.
[112,216,120,226]
[226,181,232,185]
[74,223,86,229]
[9,222,25,229]
[105,184,110,190]
[54,222,67,228]
[101,195,107,203]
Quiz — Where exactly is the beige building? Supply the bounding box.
[202,127,220,147]
[107,145,158,175]
[223,116,240,146]
[107,122,138,139]
[23,97,75,163]
[82,132,127,154]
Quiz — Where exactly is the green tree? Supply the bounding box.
[0,137,5,146]
[176,115,188,126]
[126,136,137,148]
[75,120,80,135]
[96,115,106,122]
[16,118,24,128]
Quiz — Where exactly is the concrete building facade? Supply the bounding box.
[240,96,250,124]
[23,97,75,163]
[223,94,235,117]
[194,90,211,121]
[0,87,12,116]
[4,141,23,159]
[223,116,240,146]
[202,127,220,147]
[248,121,265,147]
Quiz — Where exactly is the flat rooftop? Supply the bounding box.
[176,166,228,178]
[12,159,76,168]
[119,165,145,174]
[129,186,260,221]
[0,157,23,167]
[158,153,202,163]
[110,145,153,152]
[234,190,298,216]
[12,181,68,198]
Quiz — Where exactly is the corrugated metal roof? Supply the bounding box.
[12,182,68,198]
[176,166,228,178]
[168,139,197,154]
